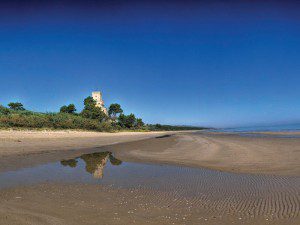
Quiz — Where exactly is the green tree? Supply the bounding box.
[108,103,123,120]
[136,118,144,128]
[126,113,136,128]
[60,104,76,114]
[81,97,107,122]
[118,114,126,128]
[118,113,136,128]
[83,96,96,110]
[8,102,25,111]
[60,106,68,113]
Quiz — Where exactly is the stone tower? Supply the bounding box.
[92,91,108,115]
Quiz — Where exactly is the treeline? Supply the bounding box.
[147,124,204,131]
[0,97,205,132]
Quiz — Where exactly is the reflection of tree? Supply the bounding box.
[81,152,110,178]
[109,154,122,166]
[60,151,122,179]
[61,159,78,168]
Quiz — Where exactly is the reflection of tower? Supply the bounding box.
[79,152,122,179]
[92,91,108,115]
[93,155,109,179]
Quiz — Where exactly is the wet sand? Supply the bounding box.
[0,131,299,225]
[1,182,299,225]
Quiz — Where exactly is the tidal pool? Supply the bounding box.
[0,150,299,220]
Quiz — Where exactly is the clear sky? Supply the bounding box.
[1,0,300,127]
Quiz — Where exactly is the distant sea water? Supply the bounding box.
[216,123,300,133]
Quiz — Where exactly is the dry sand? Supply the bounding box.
[0,130,182,157]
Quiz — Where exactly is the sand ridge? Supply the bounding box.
[108,132,300,176]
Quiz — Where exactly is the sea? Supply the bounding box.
[215,123,300,133]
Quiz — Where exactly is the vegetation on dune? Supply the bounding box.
[8,102,25,111]
[146,124,202,131]
[0,109,112,131]
[60,104,76,114]
[0,99,206,132]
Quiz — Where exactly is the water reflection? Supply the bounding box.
[61,152,122,179]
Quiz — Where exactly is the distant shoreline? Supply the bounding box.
[212,123,300,133]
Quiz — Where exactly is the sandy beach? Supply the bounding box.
[0,130,299,225]
[1,130,299,175]
[0,130,181,157]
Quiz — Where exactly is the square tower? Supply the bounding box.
[92,91,108,115]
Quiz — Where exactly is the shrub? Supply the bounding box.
[0,111,113,132]
[0,105,10,115]
[8,102,25,111]
[60,104,76,114]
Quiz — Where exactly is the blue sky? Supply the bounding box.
[1,1,300,127]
